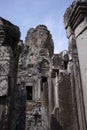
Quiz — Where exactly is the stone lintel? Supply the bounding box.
[64,2,87,31]
[0,17,20,45]
[25,83,33,87]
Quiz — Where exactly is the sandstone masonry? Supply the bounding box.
[0,0,87,130]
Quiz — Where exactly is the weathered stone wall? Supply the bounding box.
[58,72,78,130]
[64,0,87,129]
[0,1,87,129]
[0,17,21,130]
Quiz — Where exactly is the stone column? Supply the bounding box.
[41,77,49,130]
[58,72,78,130]
[37,77,41,99]
[0,17,21,130]
[54,73,58,107]
[48,76,52,114]
[75,17,87,120]
[51,70,59,111]
[64,1,87,129]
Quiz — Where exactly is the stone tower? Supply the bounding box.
[20,25,54,130]
[0,0,87,130]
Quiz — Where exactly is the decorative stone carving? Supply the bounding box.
[0,1,87,129]
[26,25,54,58]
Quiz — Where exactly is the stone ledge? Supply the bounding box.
[64,2,87,31]
[69,2,87,30]
[75,17,87,37]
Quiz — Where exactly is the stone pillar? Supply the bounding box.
[37,77,41,99]
[75,18,87,121]
[51,70,59,111]
[0,17,21,130]
[58,72,78,130]
[48,76,52,114]
[42,77,49,130]
[54,73,58,106]
[64,1,87,129]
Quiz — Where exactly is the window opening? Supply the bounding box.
[26,86,33,100]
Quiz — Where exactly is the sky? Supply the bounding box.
[0,0,73,53]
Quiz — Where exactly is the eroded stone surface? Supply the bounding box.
[0,1,87,129]
[0,17,21,130]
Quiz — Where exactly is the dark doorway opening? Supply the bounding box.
[42,76,47,83]
[26,86,32,100]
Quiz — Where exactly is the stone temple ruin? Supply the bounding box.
[0,0,87,130]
